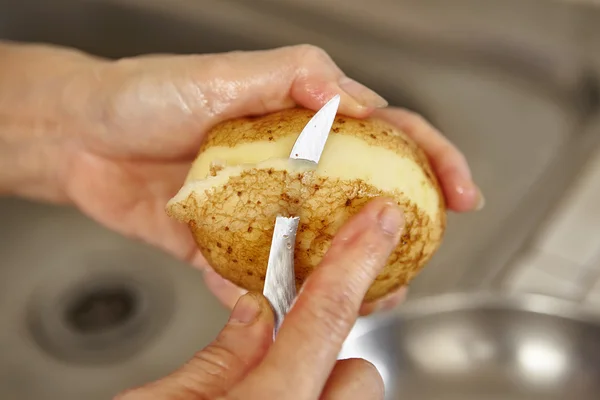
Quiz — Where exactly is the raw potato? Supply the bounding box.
[166,108,446,302]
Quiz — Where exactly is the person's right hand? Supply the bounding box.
[115,197,404,400]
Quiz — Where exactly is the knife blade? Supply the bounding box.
[289,94,341,164]
[263,215,300,336]
[263,94,341,336]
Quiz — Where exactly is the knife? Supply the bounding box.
[263,94,341,336]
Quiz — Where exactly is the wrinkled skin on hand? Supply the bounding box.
[0,43,483,314]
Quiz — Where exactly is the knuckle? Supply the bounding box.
[293,44,334,66]
[190,341,246,377]
[296,43,327,56]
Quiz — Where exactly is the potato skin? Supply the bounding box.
[168,108,446,302]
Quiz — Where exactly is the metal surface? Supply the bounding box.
[263,95,340,335]
[290,94,341,164]
[263,216,300,335]
[341,293,600,400]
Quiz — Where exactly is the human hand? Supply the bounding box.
[115,198,403,400]
[0,42,483,314]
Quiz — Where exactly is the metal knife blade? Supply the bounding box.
[263,94,341,336]
[263,215,300,336]
[289,94,341,163]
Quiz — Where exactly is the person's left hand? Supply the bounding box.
[2,43,483,314]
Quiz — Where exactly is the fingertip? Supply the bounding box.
[442,173,485,212]
[337,76,388,110]
[370,107,484,213]
[321,358,385,400]
[229,292,276,328]
[253,292,277,325]
[229,293,262,324]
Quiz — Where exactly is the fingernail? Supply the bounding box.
[451,174,484,213]
[475,186,485,211]
[339,76,388,109]
[378,203,404,237]
[229,293,261,324]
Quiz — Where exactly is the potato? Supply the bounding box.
[166,108,446,301]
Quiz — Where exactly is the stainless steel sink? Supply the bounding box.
[341,293,600,400]
[0,199,228,399]
[2,0,600,398]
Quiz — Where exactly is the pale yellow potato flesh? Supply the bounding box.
[177,134,440,220]
[166,108,446,302]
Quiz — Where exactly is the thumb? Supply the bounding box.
[91,45,388,159]
[115,293,274,400]
[194,44,389,121]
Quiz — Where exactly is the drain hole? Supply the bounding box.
[64,286,138,334]
[28,265,175,365]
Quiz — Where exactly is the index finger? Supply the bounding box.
[239,198,403,399]
[373,107,483,212]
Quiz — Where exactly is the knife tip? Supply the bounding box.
[328,94,341,106]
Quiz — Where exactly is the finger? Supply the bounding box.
[203,267,247,310]
[115,293,273,400]
[320,359,385,400]
[373,107,484,212]
[359,285,408,316]
[238,198,404,399]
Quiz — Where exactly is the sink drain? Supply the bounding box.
[65,285,138,335]
[27,264,174,365]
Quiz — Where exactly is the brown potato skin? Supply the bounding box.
[167,108,446,302]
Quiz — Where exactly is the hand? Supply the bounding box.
[115,198,404,400]
[0,42,483,314]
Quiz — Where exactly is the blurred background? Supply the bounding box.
[1,0,600,399]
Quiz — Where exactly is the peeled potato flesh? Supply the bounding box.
[166,108,446,302]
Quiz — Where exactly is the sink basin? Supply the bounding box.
[2,0,600,398]
[341,293,600,400]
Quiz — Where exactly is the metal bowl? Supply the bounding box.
[340,293,600,400]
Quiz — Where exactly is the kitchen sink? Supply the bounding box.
[341,292,600,400]
[1,0,600,398]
